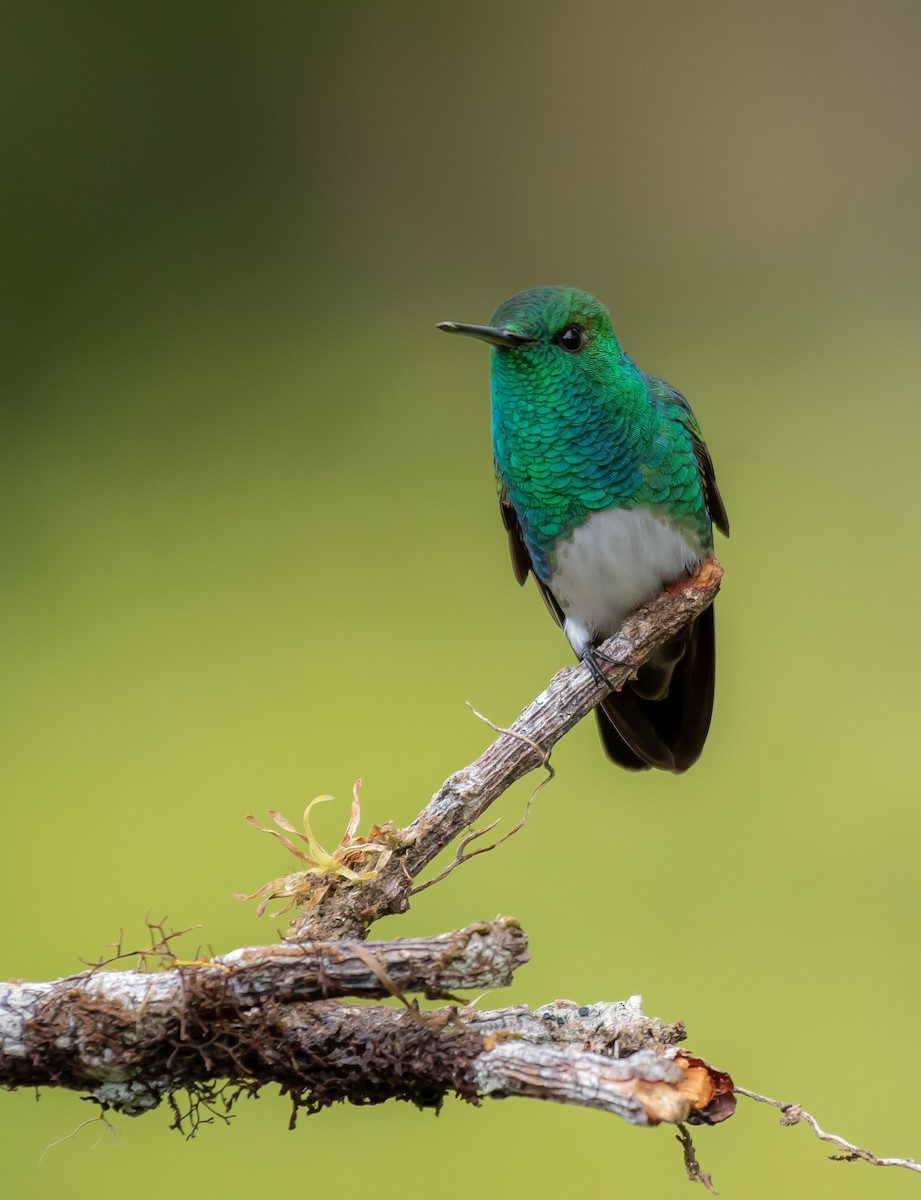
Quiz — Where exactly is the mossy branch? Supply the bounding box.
[0,920,732,1138]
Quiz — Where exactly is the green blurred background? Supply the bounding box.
[3,1,920,1194]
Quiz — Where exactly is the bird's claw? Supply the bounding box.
[582,646,615,691]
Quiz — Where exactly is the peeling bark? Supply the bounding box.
[0,932,733,1131]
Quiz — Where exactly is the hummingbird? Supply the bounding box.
[438,286,728,773]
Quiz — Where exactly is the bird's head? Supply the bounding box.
[437,286,624,394]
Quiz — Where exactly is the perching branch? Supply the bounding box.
[284,557,724,942]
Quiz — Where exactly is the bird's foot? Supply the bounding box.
[581,645,616,691]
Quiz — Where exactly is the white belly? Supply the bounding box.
[550,506,700,657]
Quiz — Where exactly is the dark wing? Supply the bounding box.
[691,428,729,537]
[661,381,730,537]
[499,481,564,626]
[596,380,724,772]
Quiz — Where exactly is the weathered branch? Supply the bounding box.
[287,557,723,941]
[0,920,732,1134]
[0,921,522,1091]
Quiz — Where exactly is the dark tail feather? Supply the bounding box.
[594,706,652,770]
[594,605,717,774]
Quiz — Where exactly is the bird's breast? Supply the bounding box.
[550,506,701,657]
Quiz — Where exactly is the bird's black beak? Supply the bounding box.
[436,321,532,348]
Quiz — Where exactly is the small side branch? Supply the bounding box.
[737,1087,921,1175]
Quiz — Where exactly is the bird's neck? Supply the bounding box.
[491,359,658,577]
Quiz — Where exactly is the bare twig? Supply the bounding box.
[80,916,203,973]
[37,1110,119,1164]
[736,1087,921,1174]
[676,1124,718,1194]
[409,817,503,895]
[286,558,723,941]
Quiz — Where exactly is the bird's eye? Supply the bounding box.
[556,325,585,352]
